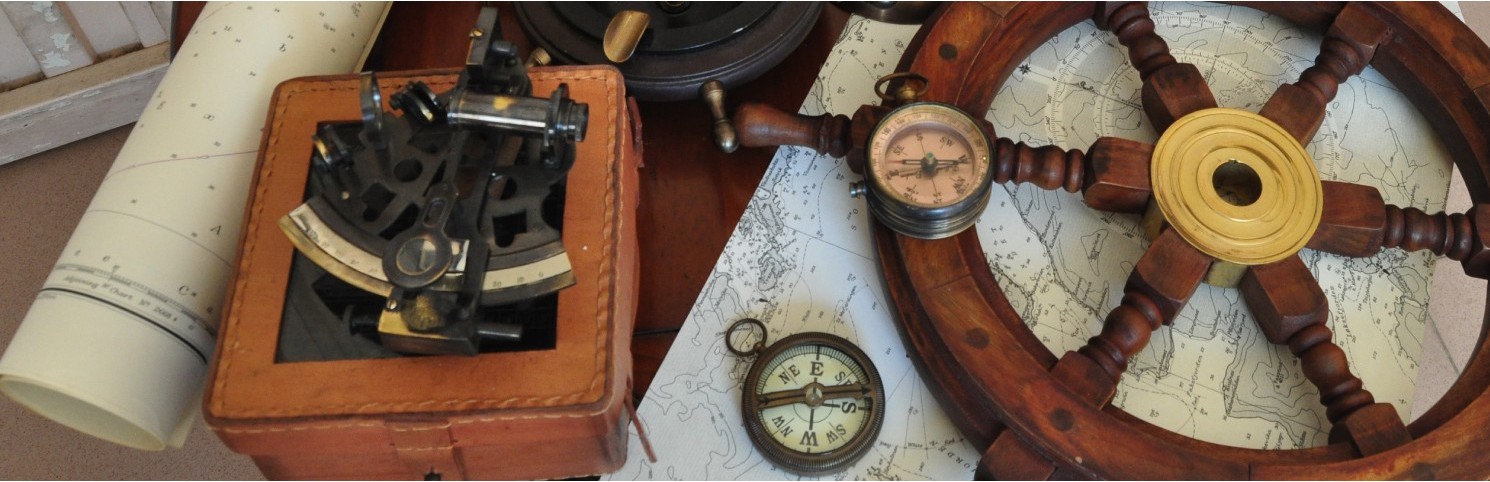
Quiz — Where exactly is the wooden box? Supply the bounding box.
[204,66,640,480]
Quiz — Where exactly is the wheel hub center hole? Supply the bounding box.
[1212,159,1262,207]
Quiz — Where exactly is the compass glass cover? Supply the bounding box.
[867,103,991,209]
[752,343,874,455]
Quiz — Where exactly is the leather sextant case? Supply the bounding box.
[204,66,640,480]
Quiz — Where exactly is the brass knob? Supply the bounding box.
[525,46,552,68]
[701,80,738,153]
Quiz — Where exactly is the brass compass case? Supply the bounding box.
[739,332,886,476]
[863,102,995,239]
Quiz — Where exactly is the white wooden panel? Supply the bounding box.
[1,2,94,78]
[0,43,167,164]
[0,10,44,89]
[119,1,166,47]
[61,2,140,59]
[149,1,171,38]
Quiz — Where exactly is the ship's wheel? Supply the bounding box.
[874,2,1490,479]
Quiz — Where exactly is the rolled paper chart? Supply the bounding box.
[0,2,389,450]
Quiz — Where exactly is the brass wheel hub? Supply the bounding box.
[1150,108,1322,266]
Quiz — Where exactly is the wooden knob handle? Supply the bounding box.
[733,102,851,157]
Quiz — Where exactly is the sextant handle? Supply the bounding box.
[733,102,852,158]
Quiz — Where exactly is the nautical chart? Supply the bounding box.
[609,2,1461,478]
[0,2,385,450]
[979,2,1458,449]
[606,17,979,481]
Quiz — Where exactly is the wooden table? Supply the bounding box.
[174,2,850,402]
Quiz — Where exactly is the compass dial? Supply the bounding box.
[754,344,872,454]
[861,102,994,239]
[740,332,884,476]
[868,103,991,209]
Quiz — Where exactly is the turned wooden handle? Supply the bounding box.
[1094,2,1215,131]
[1383,205,1475,259]
[1381,204,1490,278]
[1241,257,1373,424]
[1295,4,1387,108]
[1077,229,1211,382]
[1093,2,1176,80]
[733,102,851,157]
[993,137,1087,192]
[1312,181,1490,277]
[1259,4,1389,143]
[1238,256,1414,453]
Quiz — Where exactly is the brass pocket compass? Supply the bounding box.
[726,318,885,476]
[729,72,995,239]
[859,98,994,239]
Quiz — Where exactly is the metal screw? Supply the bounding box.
[849,181,867,198]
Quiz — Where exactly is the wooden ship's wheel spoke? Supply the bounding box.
[1094,2,1218,131]
[990,136,1154,213]
[1311,180,1490,278]
[1259,3,1391,144]
[1076,229,1210,382]
[1237,255,1412,455]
